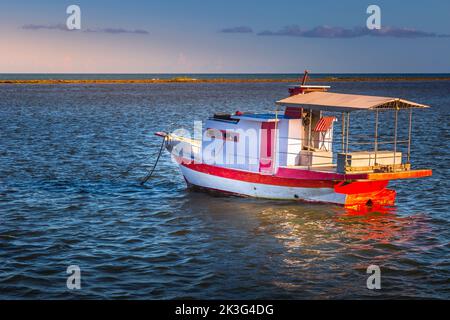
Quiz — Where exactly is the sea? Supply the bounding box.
[0,74,449,299]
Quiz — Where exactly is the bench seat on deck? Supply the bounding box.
[337,151,402,174]
[298,150,333,167]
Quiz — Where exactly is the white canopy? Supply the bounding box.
[276,91,430,112]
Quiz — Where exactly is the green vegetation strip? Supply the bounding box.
[1,76,450,84]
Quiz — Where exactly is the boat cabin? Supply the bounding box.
[201,85,429,177]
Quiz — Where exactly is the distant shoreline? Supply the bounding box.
[1,76,450,84]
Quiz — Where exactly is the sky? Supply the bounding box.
[0,0,449,73]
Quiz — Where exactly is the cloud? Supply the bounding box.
[257,25,450,38]
[22,24,69,31]
[370,26,443,38]
[21,24,149,35]
[85,28,149,35]
[220,26,253,33]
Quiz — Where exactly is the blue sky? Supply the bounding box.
[1,0,449,73]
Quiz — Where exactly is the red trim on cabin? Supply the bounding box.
[284,107,303,119]
[259,122,276,174]
[288,87,304,96]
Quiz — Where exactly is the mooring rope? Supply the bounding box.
[140,136,167,185]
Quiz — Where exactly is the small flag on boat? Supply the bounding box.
[313,116,336,132]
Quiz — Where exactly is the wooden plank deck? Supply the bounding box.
[366,169,432,181]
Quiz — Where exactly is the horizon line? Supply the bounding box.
[1,72,450,75]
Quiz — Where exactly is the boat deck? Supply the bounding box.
[279,165,432,181]
[286,165,390,174]
[286,165,338,173]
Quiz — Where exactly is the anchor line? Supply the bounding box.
[140,135,167,185]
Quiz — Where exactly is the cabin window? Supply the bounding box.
[205,128,239,142]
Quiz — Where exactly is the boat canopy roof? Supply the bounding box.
[276,91,430,112]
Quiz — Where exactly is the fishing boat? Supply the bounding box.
[155,72,432,209]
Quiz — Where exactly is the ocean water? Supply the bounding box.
[0,78,449,299]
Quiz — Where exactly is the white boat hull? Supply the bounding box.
[179,164,347,205]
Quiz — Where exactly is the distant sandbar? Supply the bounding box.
[1,76,450,84]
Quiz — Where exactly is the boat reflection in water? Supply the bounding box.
[178,191,433,298]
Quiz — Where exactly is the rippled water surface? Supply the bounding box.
[0,81,449,299]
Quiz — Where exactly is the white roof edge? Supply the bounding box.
[276,92,430,111]
[276,102,363,112]
[299,85,331,88]
[288,85,331,88]
[230,115,280,122]
[372,98,430,109]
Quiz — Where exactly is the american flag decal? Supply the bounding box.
[313,116,336,132]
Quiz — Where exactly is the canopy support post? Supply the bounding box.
[341,112,345,153]
[393,104,399,172]
[407,108,412,164]
[273,105,279,175]
[308,109,312,150]
[374,110,379,165]
[307,109,313,170]
[345,112,350,170]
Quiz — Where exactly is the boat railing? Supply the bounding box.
[277,135,411,172]
[172,133,410,173]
